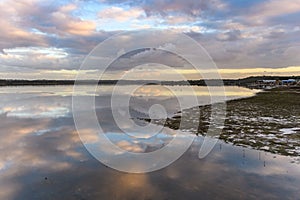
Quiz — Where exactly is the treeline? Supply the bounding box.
[0,80,115,86]
[0,79,75,86]
[0,79,239,86]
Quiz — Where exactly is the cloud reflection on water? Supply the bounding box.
[0,86,298,199]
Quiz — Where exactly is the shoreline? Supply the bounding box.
[154,87,300,157]
[1,76,299,87]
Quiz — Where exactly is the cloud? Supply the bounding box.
[0,0,98,51]
[0,0,119,71]
[47,4,96,36]
[216,30,241,41]
[0,47,83,70]
[246,0,300,25]
[0,0,300,78]
[164,15,194,25]
[99,0,227,27]
[101,0,227,17]
[98,6,145,22]
[0,0,47,50]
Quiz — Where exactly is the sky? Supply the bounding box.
[0,0,300,80]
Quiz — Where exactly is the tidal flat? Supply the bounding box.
[159,87,300,157]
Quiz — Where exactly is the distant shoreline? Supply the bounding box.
[0,79,232,86]
[0,76,299,87]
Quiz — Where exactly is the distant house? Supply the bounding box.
[262,80,276,84]
[252,80,277,89]
[282,79,297,85]
[256,80,275,84]
[248,78,300,89]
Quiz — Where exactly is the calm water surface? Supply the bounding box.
[0,86,299,200]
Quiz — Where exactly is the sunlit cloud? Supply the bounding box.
[98,6,145,22]
[3,47,68,59]
[176,66,300,79]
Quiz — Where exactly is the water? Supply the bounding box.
[0,86,299,199]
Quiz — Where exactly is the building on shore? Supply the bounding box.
[282,79,297,85]
[249,79,299,89]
